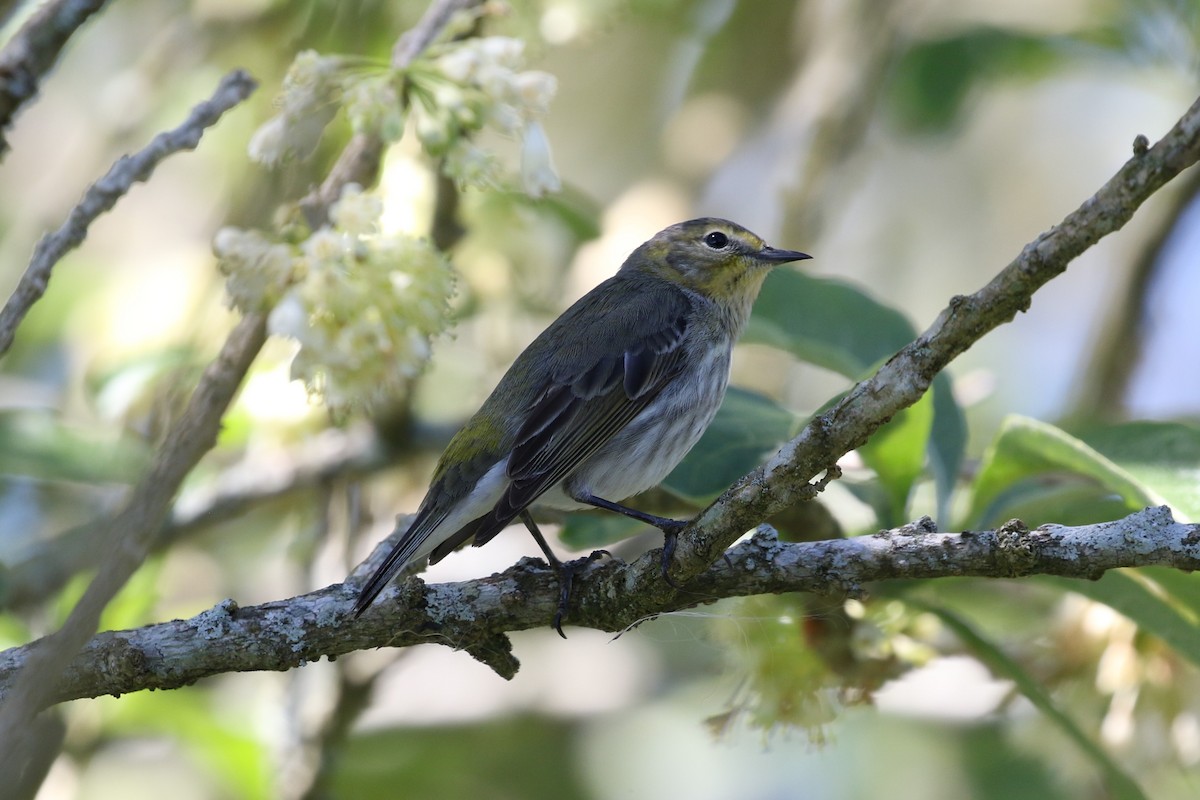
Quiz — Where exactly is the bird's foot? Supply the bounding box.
[551,549,612,638]
[658,519,687,589]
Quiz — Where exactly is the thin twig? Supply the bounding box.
[0,69,258,357]
[0,0,110,157]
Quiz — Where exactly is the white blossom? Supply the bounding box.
[520,120,561,197]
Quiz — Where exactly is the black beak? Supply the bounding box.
[757,246,812,264]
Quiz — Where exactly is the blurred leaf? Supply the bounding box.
[747,270,966,524]
[525,183,603,241]
[919,601,1147,800]
[0,411,149,484]
[0,601,31,648]
[103,690,272,800]
[663,386,801,505]
[1139,567,1200,625]
[965,416,1161,528]
[560,512,641,549]
[1080,420,1200,520]
[887,28,1062,133]
[858,390,934,526]
[333,716,588,800]
[930,373,968,523]
[745,270,914,377]
[961,724,1070,800]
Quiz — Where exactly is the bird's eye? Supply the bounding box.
[703,231,729,249]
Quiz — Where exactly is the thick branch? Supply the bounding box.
[0,0,109,157]
[0,69,258,356]
[0,506,1193,703]
[665,92,1200,587]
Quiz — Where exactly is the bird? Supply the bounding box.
[353,218,810,634]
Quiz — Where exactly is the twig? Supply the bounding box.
[0,506,1194,703]
[0,69,258,357]
[0,0,110,157]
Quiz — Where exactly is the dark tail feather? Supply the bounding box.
[353,514,438,617]
[354,508,527,618]
[353,544,410,618]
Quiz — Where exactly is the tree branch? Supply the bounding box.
[0,312,268,765]
[339,87,1200,673]
[666,91,1200,586]
[0,1,489,774]
[0,0,110,158]
[0,68,258,357]
[0,506,1193,703]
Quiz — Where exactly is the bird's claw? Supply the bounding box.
[659,521,686,589]
[551,550,611,638]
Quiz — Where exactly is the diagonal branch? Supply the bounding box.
[665,93,1200,587]
[0,0,110,158]
[0,0,481,776]
[0,311,268,766]
[0,506,1194,703]
[0,69,258,357]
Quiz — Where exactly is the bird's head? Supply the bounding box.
[623,218,810,308]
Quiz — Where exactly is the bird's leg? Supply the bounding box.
[570,492,687,588]
[519,510,608,638]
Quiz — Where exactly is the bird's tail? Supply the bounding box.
[352,513,441,618]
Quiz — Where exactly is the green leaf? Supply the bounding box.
[965,416,1162,529]
[1139,567,1200,626]
[333,717,588,800]
[747,270,966,523]
[929,373,968,523]
[1080,420,1200,520]
[662,386,801,505]
[560,513,641,550]
[0,411,150,485]
[858,389,934,526]
[745,270,916,376]
[1045,571,1200,667]
[887,28,1062,133]
[916,601,1147,800]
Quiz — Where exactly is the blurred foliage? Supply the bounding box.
[887,27,1064,133]
[2,1,1200,799]
[328,716,588,800]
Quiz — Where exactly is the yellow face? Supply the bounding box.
[640,218,798,301]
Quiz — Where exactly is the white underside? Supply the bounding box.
[413,346,730,561]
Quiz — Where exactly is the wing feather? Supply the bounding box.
[468,293,694,548]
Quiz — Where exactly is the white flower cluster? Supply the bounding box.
[213,227,297,311]
[413,36,561,196]
[249,51,345,166]
[248,38,561,198]
[216,187,455,410]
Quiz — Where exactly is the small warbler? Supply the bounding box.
[354,218,810,633]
